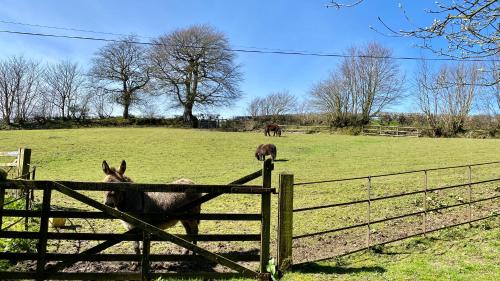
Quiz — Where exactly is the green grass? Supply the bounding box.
[0,127,499,280]
[286,220,499,281]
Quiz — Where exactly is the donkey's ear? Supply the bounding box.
[118,160,126,175]
[102,160,111,175]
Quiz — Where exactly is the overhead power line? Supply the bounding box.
[0,19,315,53]
[0,19,153,39]
[0,29,497,63]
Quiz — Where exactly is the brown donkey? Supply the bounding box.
[102,160,201,269]
[255,144,277,161]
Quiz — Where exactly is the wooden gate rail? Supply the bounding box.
[0,271,250,280]
[0,180,266,193]
[2,209,263,220]
[0,253,261,262]
[0,160,274,281]
[0,230,262,241]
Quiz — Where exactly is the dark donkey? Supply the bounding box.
[102,160,201,269]
[264,124,282,137]
[255,144,277,161]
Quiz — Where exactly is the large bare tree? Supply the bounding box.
[342,42,404,123]
[310,42,404,126]
[416,61,483,136]
[0,56,43,124]
[45,60,85,119]
[90,35,150,119]
[149,25,242,127]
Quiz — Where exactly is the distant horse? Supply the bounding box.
[255,144,277,161]
[264,124,282,137]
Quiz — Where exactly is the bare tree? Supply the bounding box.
[310,42,404,126]
[0,56,43,124]
[247,91,297,119]
[45,60,85,119]
[149,25,242,127]
[329,1,498,58]
[310,72,354,126]
[328,1,499,85]
[415,61,442,135]
[342,43,405,123]
[247,97,263,117]
[90,35,150,119]
[88,85,114,119]
[266,91,297,117]
[416,61,483,135]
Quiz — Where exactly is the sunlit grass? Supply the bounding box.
[0,127,498,280]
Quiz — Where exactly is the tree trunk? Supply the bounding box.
[2,102,11,125]
[123,103,129,119]
[183,104,198,128]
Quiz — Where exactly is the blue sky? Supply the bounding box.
[0,0,455,117]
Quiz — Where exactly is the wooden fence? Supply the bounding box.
[0,159,275,281]
[276,161,500,270]
[0,148,33,180]
[362,125,423,137]
[0,148,35,231]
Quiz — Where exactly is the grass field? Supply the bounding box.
[0,127,499,280]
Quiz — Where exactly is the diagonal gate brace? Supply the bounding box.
[46,170,265,273]
[51,182,260,278]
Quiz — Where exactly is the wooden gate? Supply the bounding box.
[0,159,274,280]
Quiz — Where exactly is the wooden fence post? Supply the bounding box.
[36,186,51,281]
[0,182,5,230]
[260,159,272,273]
[17,148,31,180]
[142,231,151,281]
[17,148,32,230]
[277,173,293,272]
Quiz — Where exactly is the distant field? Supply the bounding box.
[0,128,499,280]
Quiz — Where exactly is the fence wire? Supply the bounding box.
[292,161,500,265]
[293,160,500,186]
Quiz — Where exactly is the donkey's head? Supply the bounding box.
[102,160,131,208]
[255,145,264,161]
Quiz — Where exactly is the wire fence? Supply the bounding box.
[291,161,500,264]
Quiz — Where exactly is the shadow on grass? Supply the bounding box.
[292,263,386,275]
[273,159,289,162]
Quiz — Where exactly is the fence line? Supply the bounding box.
[292,195,499,240]
[361,125,423,137]
[277,161,500,269]
[293,160,500,186]
[293,214,497,266]
[293,178,500,213]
